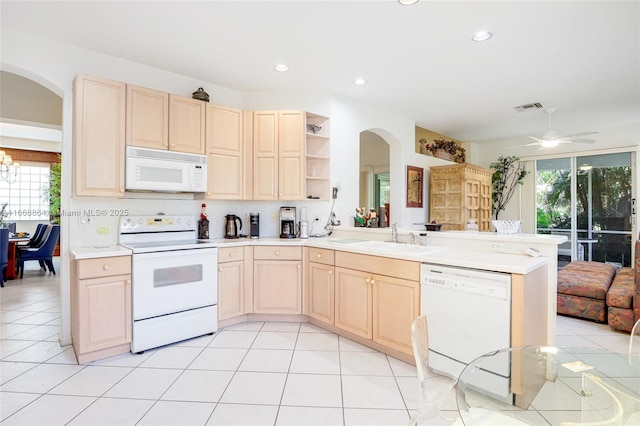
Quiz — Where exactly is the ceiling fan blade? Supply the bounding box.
[570,138,597,144]
[527,136,543,142]
[503,142,542,148]
[558,131,599,139]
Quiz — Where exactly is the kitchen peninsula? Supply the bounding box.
[71,229,562,365]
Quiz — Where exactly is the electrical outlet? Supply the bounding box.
[80,215,91,226]
[271,214,276,222]
[488,242,504,250]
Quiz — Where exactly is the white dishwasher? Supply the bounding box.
[420,263,512,400]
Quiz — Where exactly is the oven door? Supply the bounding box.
[132,247,218,320]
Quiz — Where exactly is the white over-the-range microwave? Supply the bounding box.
[125,146,207,193]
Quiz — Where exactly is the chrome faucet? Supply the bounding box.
[391,223,398,243]
[409,232,416,245]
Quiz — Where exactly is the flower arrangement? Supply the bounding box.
[419,138,466,163]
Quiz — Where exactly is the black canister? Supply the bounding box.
[250,213,260,239]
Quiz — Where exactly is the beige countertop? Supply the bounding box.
[205,237,547,275]
[71,236,547,274]
[70,245,132,260]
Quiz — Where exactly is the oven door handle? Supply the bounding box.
[134,247,218,258]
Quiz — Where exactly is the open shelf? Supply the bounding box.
[305,112,330,200]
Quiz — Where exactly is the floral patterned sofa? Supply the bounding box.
[557,261,616,322]
[557,241,640,332]
[607,240,640,332]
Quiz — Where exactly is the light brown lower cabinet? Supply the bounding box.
[306,247,336,325]
[217,246,246,321]
[253,246,302,314]
[334,251,420,356]
[71,256,132,364]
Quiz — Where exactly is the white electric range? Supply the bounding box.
[119,215,218,353]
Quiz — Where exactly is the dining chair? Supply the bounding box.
[629,319,640,355]
[0,228,9,287]
[16,224,59,279]
[409,314,460,425]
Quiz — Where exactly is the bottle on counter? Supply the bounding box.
[466,218,479,232]
[198,203,209,239]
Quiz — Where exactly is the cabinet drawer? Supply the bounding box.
[77,256,131,280]
[308,247,334,265]
[218,246,244,263]
[335,251,419,282]
[254,245,301,260]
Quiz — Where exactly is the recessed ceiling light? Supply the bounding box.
[398,0,419,5]
[354,78,367,86]
[274,64,289,72]
[472,30,493,42]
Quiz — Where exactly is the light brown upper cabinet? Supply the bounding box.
[205,104,244,199]
[126,85,169,149]
[126,86,205,155]
[73,74,126,197]
[168,95,206,154]
[253,110,305,200]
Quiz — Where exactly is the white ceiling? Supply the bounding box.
[2,1,639,151]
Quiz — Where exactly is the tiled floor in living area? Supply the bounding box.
[1,258,638,425]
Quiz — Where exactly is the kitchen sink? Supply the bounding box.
[349,240,438,254]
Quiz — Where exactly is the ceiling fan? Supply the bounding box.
[515,108,599,149]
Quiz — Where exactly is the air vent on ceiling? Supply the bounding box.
[514,102,544,112]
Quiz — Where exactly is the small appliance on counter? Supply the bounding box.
[279,207,296,239]
[250,213,260,239]
[299,207,309,239]
[225,214,243,239]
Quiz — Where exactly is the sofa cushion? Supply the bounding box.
[606,267,635,309]
[557,261,616,300]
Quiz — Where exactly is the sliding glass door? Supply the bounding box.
[536,152,634,267]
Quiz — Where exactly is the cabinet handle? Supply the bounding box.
[125,279,131,285]
[219,267,222,272]
[297,264,301,269]
[229,252,234,257]
[316,253,322,258]
[273,193,277,197]
[170,143,175,147]
[365,278,370,283]
[103,265,110,270]
[275,250,280,256]
[328,270,333,275]
[370,279,376,285]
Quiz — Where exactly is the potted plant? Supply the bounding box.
[490,155,529,220]
[420,138,466,163]
[41,156,61,255]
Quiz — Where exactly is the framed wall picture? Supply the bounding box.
[406,165,423,208]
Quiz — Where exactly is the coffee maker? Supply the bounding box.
[249,213,260,239]
[279,207,296,239]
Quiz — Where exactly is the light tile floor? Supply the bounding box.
[1,259,638,425]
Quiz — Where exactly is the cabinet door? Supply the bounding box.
[126,85,169,149]
[278,111,305,200]
[335,267,372,339]
[307,261,334,325]
[206,104,243,199]
[253,260,302,314]
[218,260,244,320]
[168,95,205,154]
[253,111,278,200]
[73,74,126,196]
[77,274,131,353]
[372,274,419,355]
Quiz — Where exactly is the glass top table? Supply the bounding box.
[455,346,640,425]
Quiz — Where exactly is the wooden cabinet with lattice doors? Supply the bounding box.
[429,163,493,231]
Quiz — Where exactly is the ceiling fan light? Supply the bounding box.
[274,64,289,72]
[353,78,367,86]
[398,0,419,5]
[541,139,560,148]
